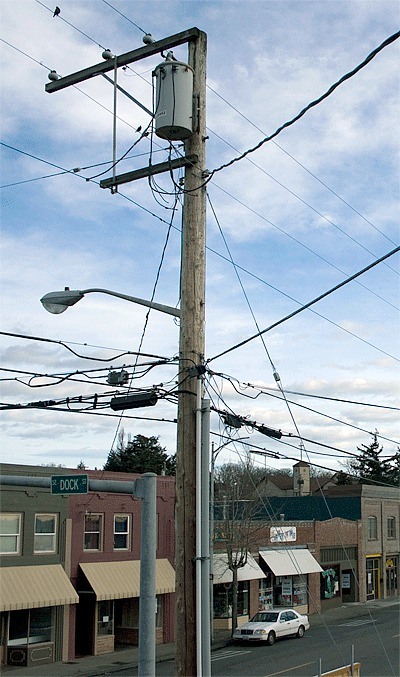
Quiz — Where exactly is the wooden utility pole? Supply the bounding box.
[45,27,208,677]
[175,30,207,677]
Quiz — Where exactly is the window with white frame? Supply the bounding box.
[387,516,396,539]
[367,515,378,540]
[0,513,22,555]
[114,514,130,550]
[84,513,103,550]
[34,514,57,553]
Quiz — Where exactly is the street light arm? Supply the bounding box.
[40,287,180,318]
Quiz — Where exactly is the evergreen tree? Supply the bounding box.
[349,432,391,485]
[104,431,175,475]
[335,470,353,485]
[385,448,400,487]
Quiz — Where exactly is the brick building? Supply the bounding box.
[0,464,175,669]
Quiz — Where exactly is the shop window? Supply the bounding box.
[321,565,340,599]
[387,517,396,539]
[213,582,249,618]
[84,513,103,550]
[34,514,57,553]
[8,607,52,646]
[98,600,114,636]
[367,516,377,540]
[0,513,22,555]
[259,577,273,610]
[155,596,163,628]
[114,515,130,550]
[274,575,307,607]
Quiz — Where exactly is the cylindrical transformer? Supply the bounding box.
[154,60,194,140]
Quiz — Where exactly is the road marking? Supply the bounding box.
[338,619,376,626]
[263,662,314,676]
[212,648,252,662]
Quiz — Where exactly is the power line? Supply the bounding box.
[101,0,148,34]
[207,127,399,277]
[242,384,400,411]
[214,371,399,446]
[207,86,397,247]
[210,181,399,311]
[0,331,174,362]
[207,246,400,363]
[34,0,107,49]
[207,30,400,178]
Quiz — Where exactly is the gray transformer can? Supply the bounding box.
[154,60,194,140]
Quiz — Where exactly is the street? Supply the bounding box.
[124,606,399,677]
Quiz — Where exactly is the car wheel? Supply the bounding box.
[267,631,275,645]
[297,625,305,638]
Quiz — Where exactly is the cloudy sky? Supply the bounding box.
[1,0,399,476]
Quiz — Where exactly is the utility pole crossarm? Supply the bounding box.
[100,155,198,189]
[45,28,202,93]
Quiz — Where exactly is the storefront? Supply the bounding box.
[0,564,78,667]
[212,553,265,629]
[77,559,175,655]
[258,548,322,614]
[319,546,358,607]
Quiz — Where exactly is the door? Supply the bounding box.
[366,557,380,601]
[75,596,95,656]
[278,611,298,637]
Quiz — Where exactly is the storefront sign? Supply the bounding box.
[270,526,297,542]
[342,573,351,589]
[281,577,292,595]
[321,567,338,599]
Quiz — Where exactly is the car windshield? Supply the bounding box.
[251,612,279,623]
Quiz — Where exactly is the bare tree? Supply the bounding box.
[214,457,264,633]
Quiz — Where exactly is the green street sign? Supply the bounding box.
[51,474,88,495]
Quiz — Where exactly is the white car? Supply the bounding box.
[233,609,310,645]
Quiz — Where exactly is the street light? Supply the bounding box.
[40,287,180,318]
[40,284,210,674]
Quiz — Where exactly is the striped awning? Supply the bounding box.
[79,558,175,600]
[0,564,79,612]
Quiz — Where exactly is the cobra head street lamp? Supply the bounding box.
[40,287,180,317]
[40,288,84,314]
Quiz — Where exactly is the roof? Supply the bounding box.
[79,558,175,600]
[0,564,79,611]
[255,496,362,521]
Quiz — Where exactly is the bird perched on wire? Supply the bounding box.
[53,6,61,17]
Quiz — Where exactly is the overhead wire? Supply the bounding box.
[209,180,399,311]
[2,136,397,364]
[4,11,398,460]
[0,330,174,362]
[207,245,400,364]
[207,128,399,277]
[105,193,180,454]
[206,30,400,179]
[207,85,397,247]
[215,370,399,446]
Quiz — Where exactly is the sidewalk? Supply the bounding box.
[2,598,398,676]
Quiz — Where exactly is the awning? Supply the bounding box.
[0,564,79,612]
[213,553,266,584]
[79,558,175,601]
[259,549,323,576]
